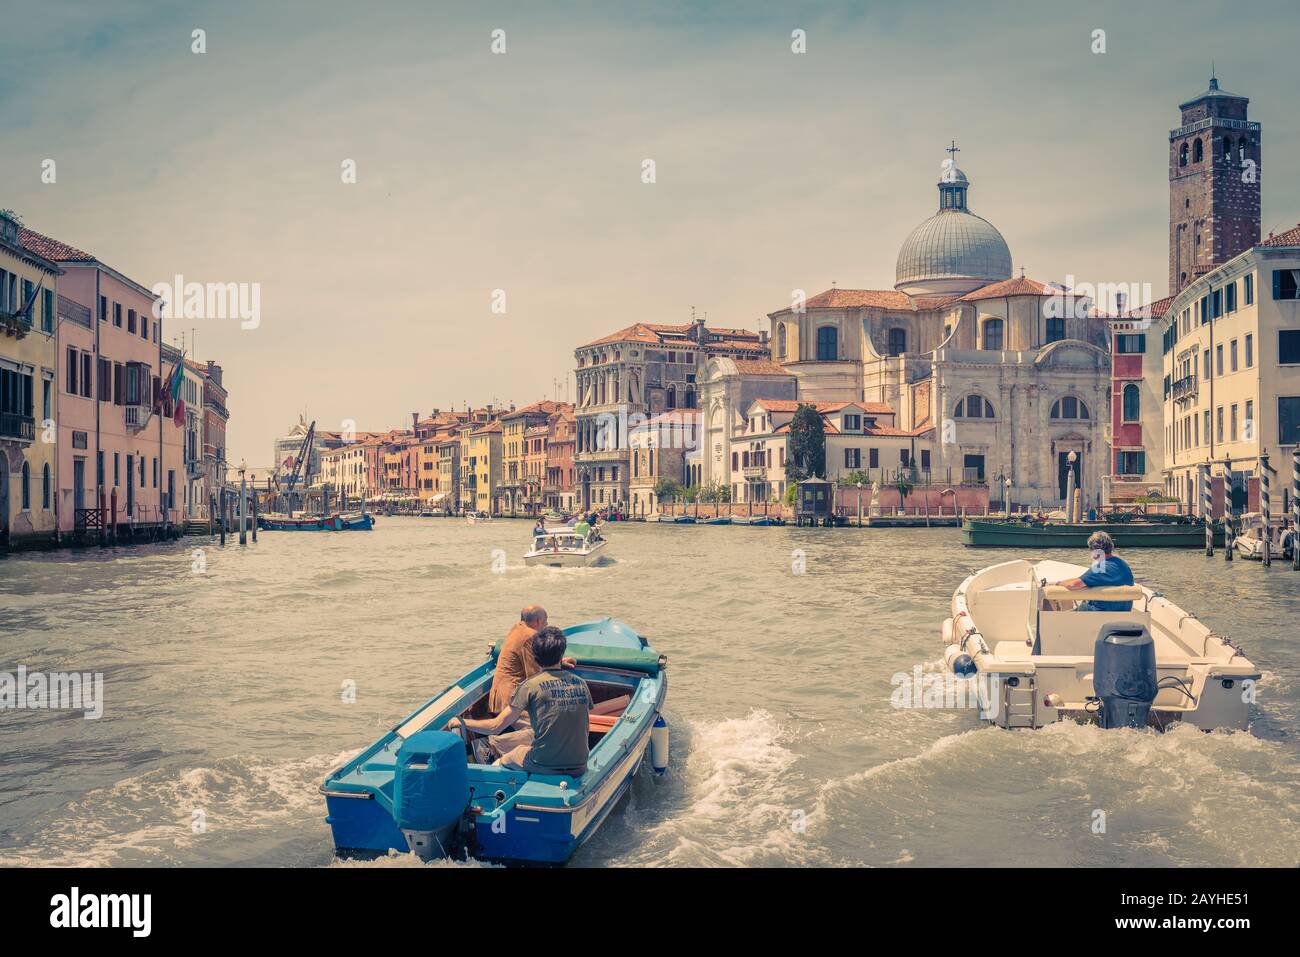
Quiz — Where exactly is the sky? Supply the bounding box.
[3,0,1299,466]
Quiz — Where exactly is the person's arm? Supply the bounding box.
[1057,577,1088,590]
[561,656,577,669]
[449,704,523,736]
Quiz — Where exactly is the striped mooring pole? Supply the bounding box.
[1223,457,1234,562]
[1293,447,1300,570]
[1201,462,1213,557]
[1260,451,1271,567]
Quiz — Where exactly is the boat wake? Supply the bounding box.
[2,751,352,867]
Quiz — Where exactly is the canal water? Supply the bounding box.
[2,518,1297,867]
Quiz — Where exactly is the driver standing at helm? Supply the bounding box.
[1054,531,1135,612]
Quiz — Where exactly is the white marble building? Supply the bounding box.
[701,155,1112,506]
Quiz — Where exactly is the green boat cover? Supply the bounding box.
[490,618,662,675]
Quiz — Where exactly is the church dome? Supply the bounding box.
[894,160,1013,296]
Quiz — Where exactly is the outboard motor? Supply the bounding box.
[394,729,469,860]
[1092,625,1158,729]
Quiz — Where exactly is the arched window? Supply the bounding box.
[1050,396,1090,420]
[42,463,50,508]
[1222,137,1232,161]
[776,323,787,359]
[981,318,1004,351]
[684,388,695,409]
[955,395,994,419]
[1122,384,1140,422]
[666,385,676,410]
[21,461,30,509]
[1193,138,1203,163]
[1179,142,1188,167]
[1238,140,1246,165]
[887,327,907,357]
[816,325,838,361]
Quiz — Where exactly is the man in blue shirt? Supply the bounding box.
[1055,531,1135,611]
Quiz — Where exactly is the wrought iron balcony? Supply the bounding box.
[0,411,35,441]
[1172,374,1198,402]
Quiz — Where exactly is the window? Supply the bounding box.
[776,324,786,358]
[1275,269,1300,300]
[42,463,50,508]
[1116,334,1145,354]
[1046,318,1066,343]
[1225,281,1237,313]
[1245,274,1254,305]
[113,302,122,327]
[1179,142,1189,166]
[1050,396,1090,420]
[844,448,860,468]
[921,449,930,470]
[1246,334,1254,368]
[1193,138,1203,163]
[1202,349,1210,378]
[1216,344,1223,376]
[67,347,78,394]
[42,289,53,333]
[81,353,91,398]
[1117,451,1145,475]
[982,318,1003,351]
[955,395,994,418]
[816,325,838,360]
[842,414,861,431]
[1280,397,1300,444]
[1122,384,1140,422]
[1216,407,1224,444]
[1246,400,1254,438]
[1230,404,1238,442]
[127,308,136,335]
[21,462,30,509]
[868,448,878,468]
[1211,288,1222,319]
[887,327,906,357]
[1280,330,1300,365]
[1230,339,1239,372]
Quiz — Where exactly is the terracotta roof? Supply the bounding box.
[18,227,96,263]
[730,358,789,376]
[503,399,570,419]
[580,321,763,350]
[471,421,502,435]
[958,277,1062,302]
[1123,295,1175,320]
[752,399,895,416]
[1260,224,1300,247]
[780,289,961,314]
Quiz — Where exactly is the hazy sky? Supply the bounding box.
[3,0,1298,465]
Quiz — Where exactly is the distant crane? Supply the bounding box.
[283,420,316,511]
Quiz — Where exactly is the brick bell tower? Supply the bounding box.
[1169,72,1261,294]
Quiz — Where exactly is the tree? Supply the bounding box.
[654,477,684,502]
[0,209,23,225]
[786,404,825,480]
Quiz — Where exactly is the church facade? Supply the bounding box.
[700,154,1112,506]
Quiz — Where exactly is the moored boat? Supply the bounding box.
[743,515,785,526]
[941,558,1258,731]
[655,513,696,524]
[320,618,669,865]
[466,512,493,525]
[258,511,374,531]
[961,517,1222,548]
[700,516,732,525]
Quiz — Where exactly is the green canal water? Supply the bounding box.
[1,518,1297,867]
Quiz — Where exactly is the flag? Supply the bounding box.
[17,280,41,322]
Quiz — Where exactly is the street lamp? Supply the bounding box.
[1004,476,1012,516]
[1066,449,1078,522]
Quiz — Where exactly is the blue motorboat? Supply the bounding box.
[701,516,731,525]
[744,515,785,526]
[258,511,374,531]
[320,619,669,865]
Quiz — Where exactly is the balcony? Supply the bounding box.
[0,411,35,442]
[1171,374,1198,403]
[124,404,153,430]
[742,464,768,478]
[1,309,33,340]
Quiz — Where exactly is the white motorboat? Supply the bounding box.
[523,530,609,568]
[465,512,492,525]
[941,558,1259,731]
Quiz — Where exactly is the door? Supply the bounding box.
[1057,452,1081,500]
[73,458,86,512]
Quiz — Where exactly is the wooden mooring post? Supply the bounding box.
[1260,451,1271,567]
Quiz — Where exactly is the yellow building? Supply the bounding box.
[1,213,61,549]
[1159,228,1300,520]
[468,419,502,514]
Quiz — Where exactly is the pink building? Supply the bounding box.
[21,229,183,532]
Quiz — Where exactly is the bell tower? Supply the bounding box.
[1168,72,1261,294]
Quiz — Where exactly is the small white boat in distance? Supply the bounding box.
[465,512,492,525]
[941,558,1259,731]
[524,530,608,568]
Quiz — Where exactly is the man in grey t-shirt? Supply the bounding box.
[448,626,592,777]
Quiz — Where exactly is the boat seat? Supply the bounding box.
[588,694,630,733]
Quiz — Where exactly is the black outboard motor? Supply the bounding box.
[1093,624,1158,729]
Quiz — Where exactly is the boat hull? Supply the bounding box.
[523,541,608,567]
[961,518,1222,548]
[258,513,374,531]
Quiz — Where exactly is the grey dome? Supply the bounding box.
[895,208,1012,290]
